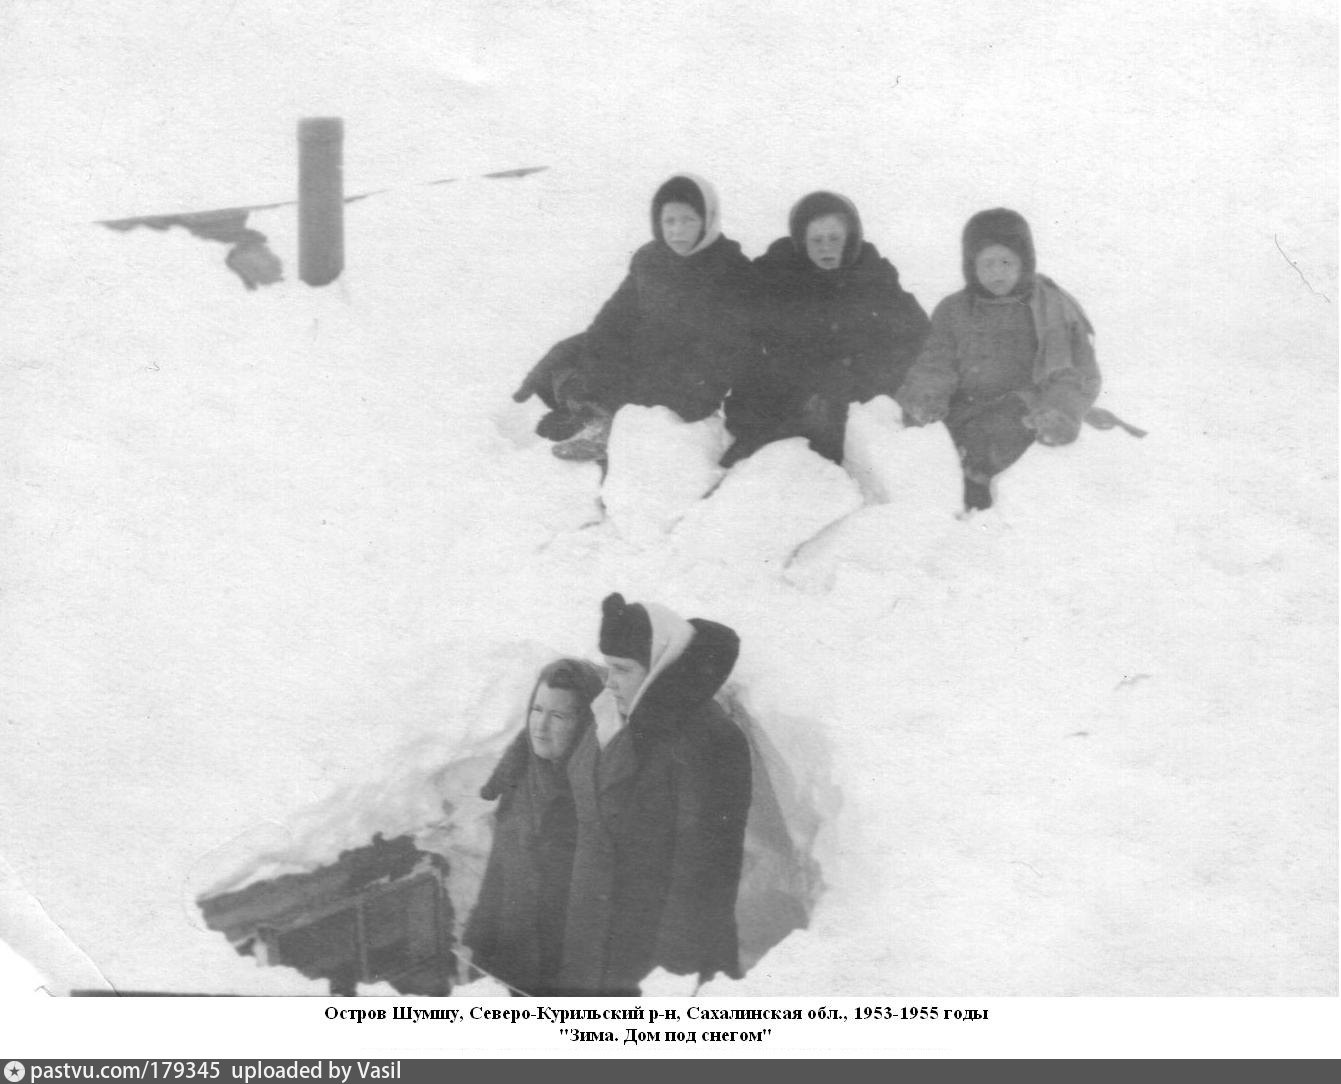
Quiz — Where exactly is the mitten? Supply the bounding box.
[903,399,947,426]
[1026,407,1080,446]
[511,369,542,403]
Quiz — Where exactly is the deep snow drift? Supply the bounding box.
[1,0,1335,1003]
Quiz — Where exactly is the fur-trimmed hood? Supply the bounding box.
[628,615,739,743]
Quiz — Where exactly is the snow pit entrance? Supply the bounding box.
[194,688,825,995]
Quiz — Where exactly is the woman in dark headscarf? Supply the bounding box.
[462,657,604,995]
[724,191,930,465]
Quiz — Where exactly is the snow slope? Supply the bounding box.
[0,0,1335,1004]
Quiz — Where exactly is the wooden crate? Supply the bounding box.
[199,833,455,995]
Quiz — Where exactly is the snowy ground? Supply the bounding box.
[1,0,1335,1028]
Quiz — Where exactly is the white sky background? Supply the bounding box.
[6,0,1334,417]
[6,0,1334,237]
[5,0,1335,405]
[1,0,1336,1059]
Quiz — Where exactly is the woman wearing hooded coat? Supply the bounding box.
[558,593,752,995]
[462,658,604,996]
[723,191,930,466]
[512,174,759,461]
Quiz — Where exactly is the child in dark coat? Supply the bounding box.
[897,208,1101,510]
[513,174,758,462]
[724,191,929,466]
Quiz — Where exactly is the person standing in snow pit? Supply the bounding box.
[463,658,604,996]
[559,593,752,995]
[897,207,1102,511]
[723,190,930,466]
[511,174,759,462]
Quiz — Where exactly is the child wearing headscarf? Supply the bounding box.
[513,174,758,462]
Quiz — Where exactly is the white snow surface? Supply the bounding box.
[601,406,731,543]
[0,0,1335,1000]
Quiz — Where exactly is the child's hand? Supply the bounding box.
[1025,407,1079,446]
[511,372,540,403]
[800,393,833,429]
[904,402,946,426]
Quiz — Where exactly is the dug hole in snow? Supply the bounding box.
[193,634,829,994]
[186,399,1176,996]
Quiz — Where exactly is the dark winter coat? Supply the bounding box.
[462,729,583,996]
[563,235,757,421]
[559,619,752,995]
[516,174,759,424]
[725,237,929,456]
[757,236,929,401]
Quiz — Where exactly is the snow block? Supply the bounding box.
[670,438,864,570]
[844,396,962,515]
[788,406,964,592]
[786,503,953,595]
[601,405,731,545]
[493,399,548,449]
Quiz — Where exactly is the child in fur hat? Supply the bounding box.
[897,208,1101,511]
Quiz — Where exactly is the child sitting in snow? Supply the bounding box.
[723,191,929,466]
[512,174,758,462]
[897,208,1101,511]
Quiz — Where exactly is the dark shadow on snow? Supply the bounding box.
[100,206,284,292]
[95,166,549,291]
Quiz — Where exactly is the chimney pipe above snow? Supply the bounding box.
[297,117,344,287]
